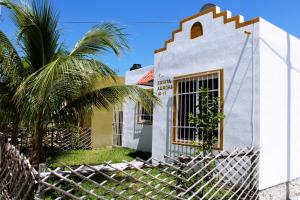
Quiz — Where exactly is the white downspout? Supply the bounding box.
[251,23,255,147]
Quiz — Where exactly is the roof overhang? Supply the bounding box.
[137,68,154,86]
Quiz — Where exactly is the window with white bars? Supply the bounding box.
[137,103,153,124]
[172,70,223,148]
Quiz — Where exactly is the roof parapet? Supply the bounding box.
[154,6,259,54]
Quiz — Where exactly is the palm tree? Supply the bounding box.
[0,30,30,144]
[1,0,158,168]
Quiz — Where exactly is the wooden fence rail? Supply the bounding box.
[0,140,259,200]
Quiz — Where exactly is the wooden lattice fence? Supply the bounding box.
[36,147,259,200]
[0,142,38,200]
[0,127,91,154]
[43,127,92,153]
[0,139,259,200]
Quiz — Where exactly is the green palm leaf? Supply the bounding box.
[70,23,129,57]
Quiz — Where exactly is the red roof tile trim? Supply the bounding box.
[137,68,154,85]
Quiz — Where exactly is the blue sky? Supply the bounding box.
[0,0,299,75]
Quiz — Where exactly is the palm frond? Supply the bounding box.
[70,23,129,57]
[4,0,60,71]
[14,56,119,123]
[63,85,158,113]
[0,30,26,87]
[16,56,115,97]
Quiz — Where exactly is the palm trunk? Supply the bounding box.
[11,117,19,145]
[79,113,84,128]
[30,114,44,169]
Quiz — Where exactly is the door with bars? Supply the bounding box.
[112,105,123,146]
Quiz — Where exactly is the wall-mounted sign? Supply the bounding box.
[157,79,173,96]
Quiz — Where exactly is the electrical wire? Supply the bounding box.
[61,21,177,24]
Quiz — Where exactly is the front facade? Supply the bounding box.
[123,5,300,192]
[152,7,261,160]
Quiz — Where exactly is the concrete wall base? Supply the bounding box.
[259,178,300,200]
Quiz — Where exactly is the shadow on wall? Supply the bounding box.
[133,110,153,152]
[223,34,261,149]
[224,36,258,125]
[222,33,259,148]
[136,125,152,153]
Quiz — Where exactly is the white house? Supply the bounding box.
[122,5,300,195]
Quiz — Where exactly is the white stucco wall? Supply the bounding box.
[152,9,261,160]
[259,18,300,190]
[122,66,153,152]
[122,8,300,192]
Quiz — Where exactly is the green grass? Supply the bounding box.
[43,168,233,199]
[46,147,151,168]
[44,150,234,199]
[44,168,176,200]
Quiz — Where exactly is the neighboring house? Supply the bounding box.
[91,77,124,148]
[123,65,154,153]
[122,5,300,193]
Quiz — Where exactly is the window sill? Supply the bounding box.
[137,122,153,125]
[172,141,222,150]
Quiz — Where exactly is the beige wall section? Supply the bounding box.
[91,107,114,148]
[91,77,124,148]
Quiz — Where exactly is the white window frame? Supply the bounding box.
[136,102,153,125]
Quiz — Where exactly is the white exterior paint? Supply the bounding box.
[259,18,300,190]
[152,9,261,160]
[123,6,300,191]
[122,66,153,152]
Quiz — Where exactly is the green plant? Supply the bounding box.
[0,0,158,168]
[188,87,224,153]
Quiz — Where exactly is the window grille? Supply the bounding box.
[112,105,123,146]
[137,102,153,124]
[172,69,223,148]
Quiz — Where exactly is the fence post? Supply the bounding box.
[35,163,46,199]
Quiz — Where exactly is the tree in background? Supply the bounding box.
[0,0,158,168]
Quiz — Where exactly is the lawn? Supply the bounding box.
[44,148,233,199]
[43,164,233,200]
[46,147,151,168]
